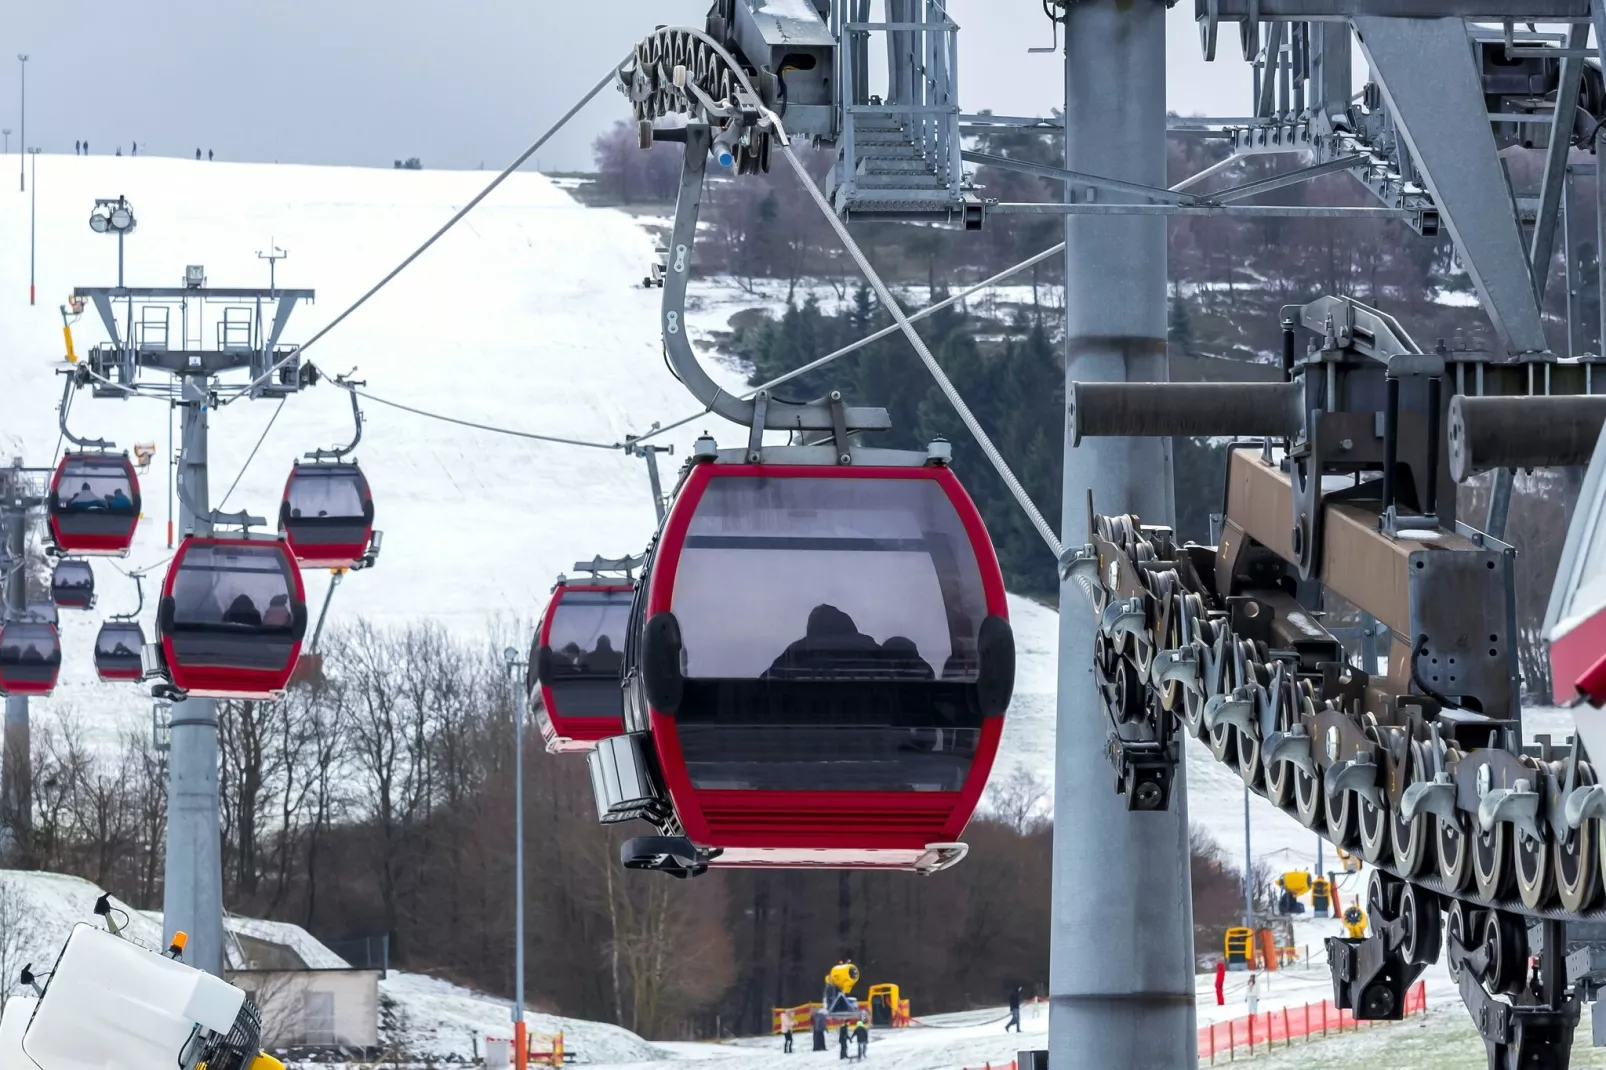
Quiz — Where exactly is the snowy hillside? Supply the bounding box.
[0,152,1384,873]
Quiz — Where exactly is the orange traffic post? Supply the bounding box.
[514,1019,527,1070]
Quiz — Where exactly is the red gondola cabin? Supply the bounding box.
[51,559,96,610]
[530,580,634,752]
[94,620,147,682]
[0,620,62,696]
[279,463,376,569]
[156,536,308,699]
[48,452,141,556]
[609,459,1014,873]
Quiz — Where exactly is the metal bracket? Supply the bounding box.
[1060,543,1103,611]
[1264,727,1317,778]
[661,125,889,435]
[1478,780,1545,844]
[1565,784,1606,829]
[1203,687,1257,734]
[1401,773,1459,826]
[1150,647,1202,696]
[1328,753,1387,810]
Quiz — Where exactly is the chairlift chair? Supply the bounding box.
[609,455,1014,874]
[47,452,141,556]
[154,536,308,699]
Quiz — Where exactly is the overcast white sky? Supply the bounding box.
[3,2,1256,171]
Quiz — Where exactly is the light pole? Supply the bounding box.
[502,648,529,1070]
[89,197,137,288]
[28,148,38,304]
[17,55,27,193]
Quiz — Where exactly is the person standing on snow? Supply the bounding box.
[854,1020,868,1060]
[838,1021,850,1060]
[780,1008,794,1054]
[1245,973,1259,1018]
[1006,985,1022,1032]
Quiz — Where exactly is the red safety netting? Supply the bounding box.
[1197,980,1428,1062]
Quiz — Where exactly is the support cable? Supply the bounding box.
[336,383,625,451]
[630,241,1069,447]
[637,26,1063,558]
[223,58,632,404]
[217,399,285,510]
[780,143,1064,556]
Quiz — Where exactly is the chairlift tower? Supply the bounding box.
[69,198,316,978]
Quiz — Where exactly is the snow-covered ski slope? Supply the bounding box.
[0,152,1389,874]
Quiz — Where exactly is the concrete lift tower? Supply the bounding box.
[70,201,315,977]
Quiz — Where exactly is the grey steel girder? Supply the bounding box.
[1200,0,1590,19]
[1530,22,1589,301]
[1353,16,1549,355]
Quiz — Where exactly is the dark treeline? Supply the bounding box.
[10,621,1251,1040]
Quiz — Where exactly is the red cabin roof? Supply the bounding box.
[158,536,308,699]
[635,461,1012,870]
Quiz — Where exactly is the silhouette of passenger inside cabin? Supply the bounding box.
[585,635,623,675]
[67,482,99,509]
[766,604,881,679]
[559,642,584,671]
[880,636,932,680]
[108,487,132,511]
[262,594,293,629]
[223,595,262,627]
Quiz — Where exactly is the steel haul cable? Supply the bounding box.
[224,57,634,403]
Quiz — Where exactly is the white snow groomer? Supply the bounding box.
[3,922,283,1070]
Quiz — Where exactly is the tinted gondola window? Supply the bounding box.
[287,472,366,519]
[547,590,633,678]
[0,624,60,665]
[96,625,143,659]
[671,477,990,682]
[669,476,994,793]
[56,458,137,514]
[52,561,95,599]
[172,544,297,630]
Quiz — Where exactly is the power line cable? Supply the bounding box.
[224,57,632,404]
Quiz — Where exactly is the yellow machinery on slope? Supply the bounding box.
[1224,927,1254,971]
[823,960,862,1015]
[1342,904,1368,939]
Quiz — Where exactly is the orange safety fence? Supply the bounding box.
[1198,980,1427,1063]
